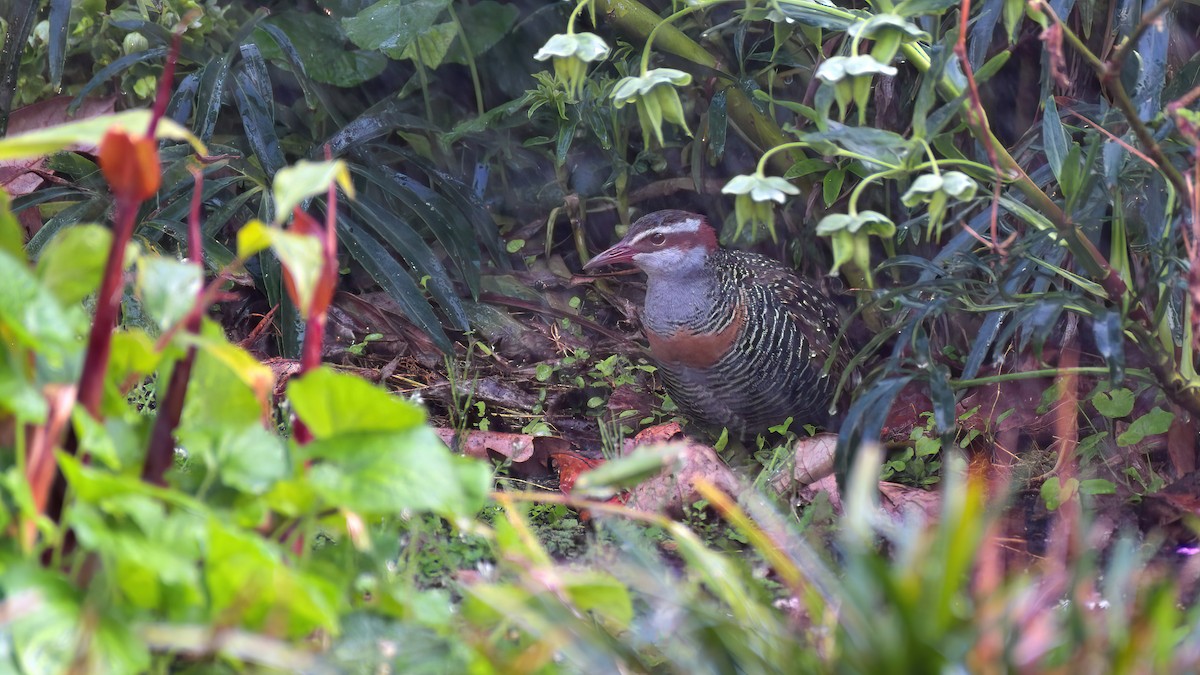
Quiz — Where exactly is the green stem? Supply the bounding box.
[595,0,808,177]
[847,169,902,215]
[567,0,591,33]
[447,5,485,116]
[754,141,813,174]
[1053,16,1191,201]
[951,367,1153,389]
[641,0,733,74]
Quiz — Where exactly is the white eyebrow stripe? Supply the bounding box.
[627,217,703,246]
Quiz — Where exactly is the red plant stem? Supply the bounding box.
[954,0,1005,256]
[147,31,181,138]
[143,168,205,485]
[291,152,341,447]
[76,197,139,418]
[76,25,184,421]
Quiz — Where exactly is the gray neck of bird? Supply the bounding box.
[643,265,717,331]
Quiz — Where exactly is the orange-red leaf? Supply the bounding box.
[98,128,160,200]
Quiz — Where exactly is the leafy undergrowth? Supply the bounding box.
[6,0,1200,671]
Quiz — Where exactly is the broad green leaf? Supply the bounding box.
[5,566,151,675]
[177,423,288,494]
[0,110,206,160]
[1079,478,1117,495]
[0,249,77,354]
[1117,407,1174,447]
[0,189,23,260]
[300,429,491,520]
[272,159,354,225]
[445,1,519,65]
[823,167,845,207]
[68,499,205,611]
[181,322,274,421]
[0,355,48,422]
[70,409,142,471]
[1040,476,1078,511]
[798,123,912,169]
[236,218,273,258]
[206,521,342,636]
[108,329,162,384]
[895,0,960,14]
[1092,387,1134,418]
[784,157,829,179]
[136,256,202,331]
[35,224,113,305]
[342,0,452,58]
[561,571,634,627]
[255,12,387,87]
[287,365,425,437]
[399,22,457,69]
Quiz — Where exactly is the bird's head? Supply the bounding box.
[583,210,719,277]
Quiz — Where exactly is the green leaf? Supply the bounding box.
[1042,95,1069,183]
[1079,478,1117,495]
[272,159,354,225]
[822,167,845,207]
[181,322,274,423]
[0,110,204,160]
[237,219,324,313]
[206,521,341,636]
[299,429,491,520]
[288,365,425,438]
[399,21,457,69]
[895,0,960,14]
[1040,476,1078,511]
[342,0,452,59]
[256,12,387,87]
[784,158,829,179]
[71,410,145,472]
[339,220,453,352]
[35,223,113,305]
[68,498,206,611]
[798,123,912,169]
[1092,387,1134,418]
[178,423,288,494]
[1116,407,1174,447]
[0,355,48,422]
[6,566,150,674]
[0,190,24,260]
[572,444,685,499]
[136,256,203,331]
[0,248,77,354]
[445,1,518,65]
[562,571,634,627]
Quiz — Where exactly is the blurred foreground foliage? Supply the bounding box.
[2,0,1200,671]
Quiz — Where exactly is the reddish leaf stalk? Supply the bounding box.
[76,29,183,420]
[954,0,1006,256]
[143,166,205,485]
[291,157,341,446]
[44,28,184,532]
[76,196,140,418]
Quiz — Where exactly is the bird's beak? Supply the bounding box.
[583,241,636,271]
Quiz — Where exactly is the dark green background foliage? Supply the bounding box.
[3,0,1200,671]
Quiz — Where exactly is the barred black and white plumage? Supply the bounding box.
[584,209,847,439]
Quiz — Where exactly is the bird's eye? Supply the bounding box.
[649,233,667,246]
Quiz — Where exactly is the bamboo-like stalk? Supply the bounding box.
[593,0,808,179]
